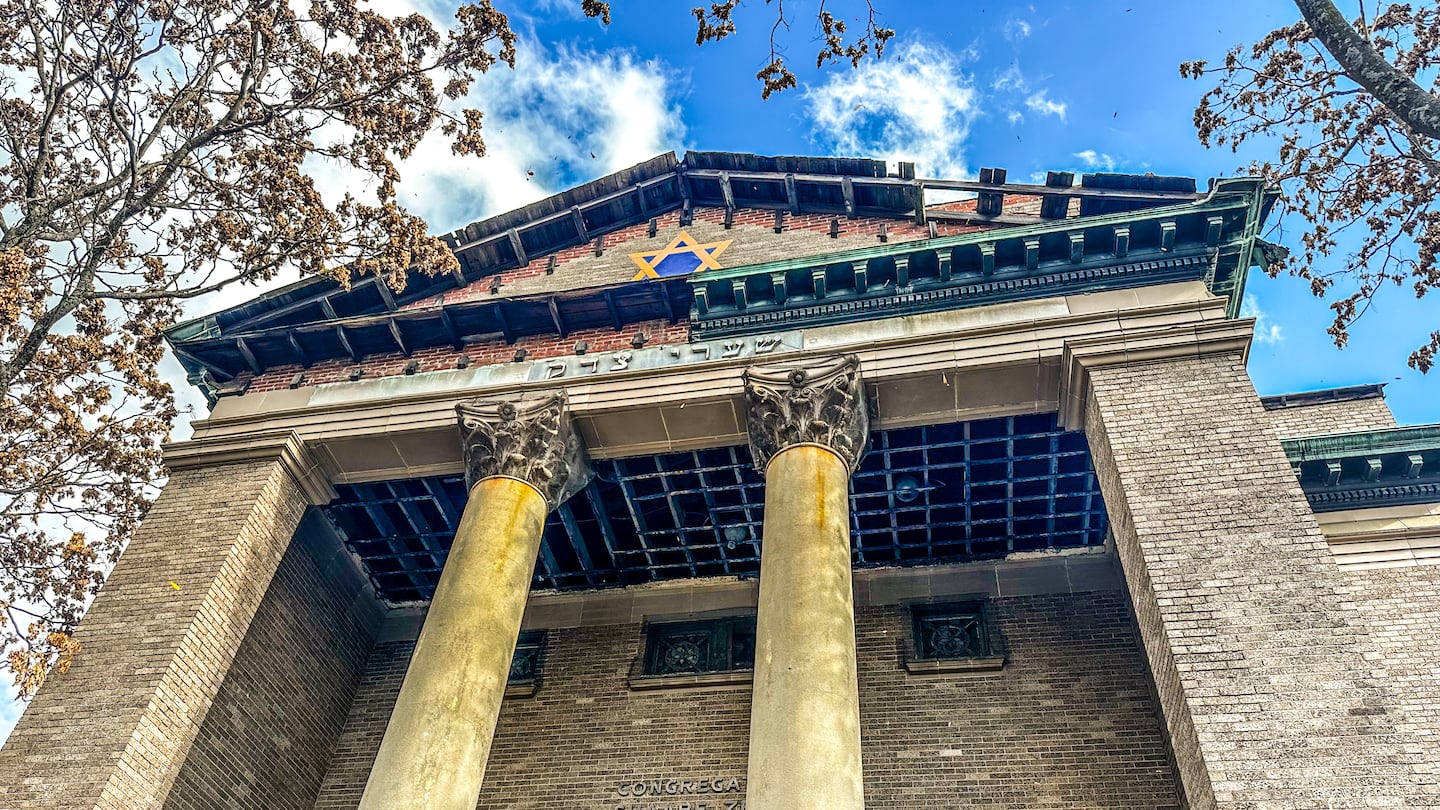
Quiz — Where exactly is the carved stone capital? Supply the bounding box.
[743,355,869,474]
[456,392,591,509]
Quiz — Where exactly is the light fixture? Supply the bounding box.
[723,525,749,550]
[894,476,922,503]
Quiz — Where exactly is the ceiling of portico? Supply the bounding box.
[322,411,1107,605]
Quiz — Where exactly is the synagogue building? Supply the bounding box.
[2,152,1438,809]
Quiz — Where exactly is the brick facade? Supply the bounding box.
[1267,396,1397,437]
[0,457,312,809]
[421,206,989,305]
[1341,566,1440,757]
[1083,352,1437,807]
[163,512,381,810]
[242,318,690,394]
[313,589,1180,809]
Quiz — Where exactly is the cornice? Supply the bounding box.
[693,254,1211,339]
[1281,424,1440,514]
[1306,482,1440,512]
[163,429,338,506]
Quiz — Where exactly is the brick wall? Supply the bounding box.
[313,589,1180,809]
[0,458,311,809]
[1340,566,1440,755]
[163,513,381,810]
[418,206,990,305]
[1266,396,1396,437]
[856,593,1181,809]
[1083,352,1437,807]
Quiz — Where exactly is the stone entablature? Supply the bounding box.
[180,281,1249,486]
[1317,502,1440,569]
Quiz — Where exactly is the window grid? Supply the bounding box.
[323,413,1108,605]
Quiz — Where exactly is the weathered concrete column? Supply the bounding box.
[1067,340,1436,807]
[743,356,868,810]
[358,393,588,810]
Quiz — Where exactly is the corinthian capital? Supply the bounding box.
[455,391,591,509]
[743,355,869,474]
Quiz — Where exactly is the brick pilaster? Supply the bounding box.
[1083,352,1435,807]
[0,449,317,809]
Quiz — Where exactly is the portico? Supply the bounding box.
[179,278,1261,809]
[3,153,1437,810]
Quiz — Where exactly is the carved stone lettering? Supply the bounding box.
[613,776,745,810]
[742,355,868,474]
[455,391,591,508]
[754,336,781,354]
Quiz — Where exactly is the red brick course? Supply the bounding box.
[242,319,690,393]
[413,206,989,310]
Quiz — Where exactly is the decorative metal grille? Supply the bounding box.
[912,603,989,660]
[644,617,755,676]
[508,631,545,684]
[323,413,1108,605]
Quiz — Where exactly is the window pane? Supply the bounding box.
[643,616,757,675]
[509,630,545,684]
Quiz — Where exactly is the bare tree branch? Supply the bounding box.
[1295,0,1440,138]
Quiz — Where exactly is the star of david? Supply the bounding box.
[629,231,733,281]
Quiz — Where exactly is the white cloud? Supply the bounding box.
[1007,110,1024,126]
[305,43,685,234]
[804,42,978,179]
[175,41,685,431]
[1003,19,1033,42]
[0,683,20,745]
[1073,149,1117,171]
[530,0,588,20]
[992,63,1027,92]
[1242,295,1285,345]
[1024,90,1067,121]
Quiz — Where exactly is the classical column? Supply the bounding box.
[358,393,588,810]
[743,356,869,810]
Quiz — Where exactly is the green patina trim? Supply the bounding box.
[692,177,1269,284]
[1282,424,1440,463]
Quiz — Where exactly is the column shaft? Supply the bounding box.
[746,444,864,810]
[358,476,546,810]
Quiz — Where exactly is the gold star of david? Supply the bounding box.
[629,231,733,281]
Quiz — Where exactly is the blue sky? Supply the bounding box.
[469,0,1434,422]
[2,0,1436,744]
